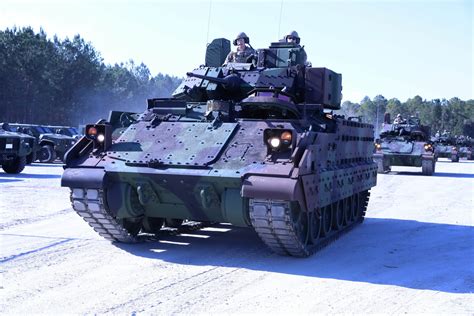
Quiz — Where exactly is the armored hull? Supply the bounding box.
[61,38,377,257]
[435,145,459,162]
[374,117,436,175]
[458,146,473,160]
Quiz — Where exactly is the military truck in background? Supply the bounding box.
[374,114,436,175]
[61,37,377,257]
[0,123,37,173]
[432,133,460,162]
[48,125,82,140]
[8,123,77,163]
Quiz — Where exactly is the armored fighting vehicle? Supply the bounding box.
[456,136,473,160]
[61,38,377,257]
[433,133,459,162]
[9,124,77,163]
[373,114,435,175]
[0,123,36,173]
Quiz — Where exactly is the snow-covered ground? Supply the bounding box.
[1,160,473,314]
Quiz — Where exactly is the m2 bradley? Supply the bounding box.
[432,132,460,162]
[373,114,435,175]
[0,123,37,173]
[456,136,473,160]
[61,38,377,257]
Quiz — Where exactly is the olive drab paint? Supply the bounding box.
[0,123,37,173]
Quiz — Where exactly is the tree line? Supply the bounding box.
[1,27,472,137]
[0,27,182,126]
[338,95,474,137]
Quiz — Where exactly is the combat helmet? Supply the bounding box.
[233,32,249,46]
[285,30,300,44]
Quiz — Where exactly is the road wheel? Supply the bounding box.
[351,193,360,220]
[142,216,164,234]
[290,203,309,250]
[320,205,332,237]
[332,200,344,231]
[38,145,57,163]
[343,196,354,225]
[119,217,143,236]
[2,156,27,174]
[309,209,322,244]
[165,218,184,228]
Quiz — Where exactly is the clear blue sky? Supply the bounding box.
[1,0,472,102]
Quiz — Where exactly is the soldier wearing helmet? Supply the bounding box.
[284,30,307,65]
[223,32,255,65]
[393,113,405,124]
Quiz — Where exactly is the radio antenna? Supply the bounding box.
[277,0,284,39]
[206,0,212,44]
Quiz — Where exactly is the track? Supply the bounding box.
[249,191,369,257]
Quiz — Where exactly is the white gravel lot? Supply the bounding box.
[1,159,473,314]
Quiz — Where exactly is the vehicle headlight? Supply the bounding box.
[85,123,112,152]
[424,143,432,151]
[264,128,294,152]
[269,137,281,148]
[375,143,382,150]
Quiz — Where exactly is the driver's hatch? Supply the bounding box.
[384,140,414,154]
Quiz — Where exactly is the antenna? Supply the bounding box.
[206,0,212,45]
[277,0,284,39]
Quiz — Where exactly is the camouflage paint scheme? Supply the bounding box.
[455,136,473,160]
[61,38,377,257]
[9,123,77,163]
[0,124,36,173]
[433,134,460,162]
[373,116,436,175]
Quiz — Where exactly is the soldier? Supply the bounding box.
[284,30,308,65]
[393,113,404,124]
[223,32,255,65]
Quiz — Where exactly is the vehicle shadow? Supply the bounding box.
[394,171,474,178]
[0,178,23,183]
[30,162,64,167]
[436,160,474,164]
[0,173,61,179]
[116,218,474,294]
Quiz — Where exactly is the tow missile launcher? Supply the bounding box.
[374,114,436,175]
[61,38,377,257]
